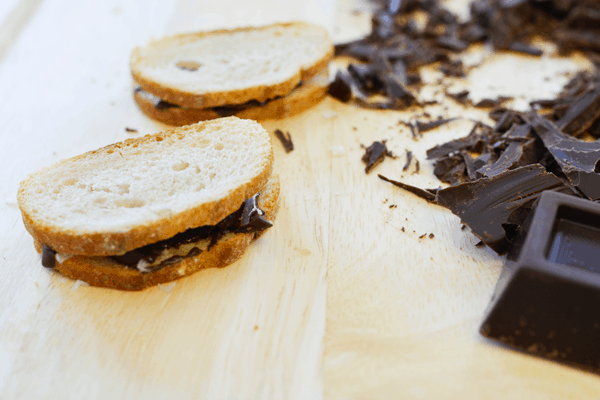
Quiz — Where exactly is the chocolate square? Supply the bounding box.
[480,191,600,370]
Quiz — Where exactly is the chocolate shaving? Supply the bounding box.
[403,150,413,171]
[274,129,294,153]
[416,117,458,133]
[125,127,138,133]
[378,174,436,203]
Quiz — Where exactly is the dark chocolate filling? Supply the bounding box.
[41,193,272,274]
[134,81,303,117]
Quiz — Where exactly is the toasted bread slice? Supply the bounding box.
[18,117,274,256]
[133,70,329,126]
[130,22,334,109]
[33,173,280,291]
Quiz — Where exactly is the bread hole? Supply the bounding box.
[62,178,78,186]
[116,183,130,194]
[214,143,224,150]
[193,138,211,148]
[93,197,107,204]
[53,188,60,194]
[115,198,145,208]
[176,61,202,71]
[195,166,201,174]
[209,173,216,180]
[172,161,189,171]
[196,183,205,191]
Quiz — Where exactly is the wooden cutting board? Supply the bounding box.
[1,0,599,399]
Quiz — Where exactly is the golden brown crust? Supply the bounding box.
[18,118,274,256]
[130,22,334,109]
[36,174,280,291]
[133,72,328,126]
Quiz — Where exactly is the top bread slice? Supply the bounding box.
[17,117,274,256]
[130,22,334,109]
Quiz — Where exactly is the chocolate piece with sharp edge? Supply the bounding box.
[555,87,600,137]
[480,191,600,371]
[378,175,437,203]
[403,150,413,171]
[416,117,458,133]
[435,164,576,254]
[529,111,600,200]
[328,71,354,103]
[362,141,396,173]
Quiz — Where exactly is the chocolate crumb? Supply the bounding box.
[413,160,420,174]
[274,129,294,153]
[403,150,413,171]
[419,233,427,239]
[429,233,435,239]
[401,227,405,232]
[125,127,138,133]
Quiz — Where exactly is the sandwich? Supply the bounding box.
[130,22,334,126]
[17,117,279,290]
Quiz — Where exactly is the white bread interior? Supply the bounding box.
[18,117,274,256]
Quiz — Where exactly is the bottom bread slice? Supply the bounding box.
[36,173,280,291]
[133,70,329,126]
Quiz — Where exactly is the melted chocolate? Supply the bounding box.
[112,193,272,272]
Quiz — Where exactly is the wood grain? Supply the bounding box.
[1,0,600,399]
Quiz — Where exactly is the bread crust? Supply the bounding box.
[36,173,280,291]
[130,22,334,109]
[18,118,274,256]
[133,70,329,126]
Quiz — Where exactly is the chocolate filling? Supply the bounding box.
[41,193,272,274]
[134,81,303,116]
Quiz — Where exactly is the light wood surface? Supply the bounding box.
[1,0,600,399]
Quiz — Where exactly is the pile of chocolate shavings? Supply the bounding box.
[330,0,600,109]
[380,69,600,254]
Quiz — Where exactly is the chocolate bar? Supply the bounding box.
[480,191,600,370]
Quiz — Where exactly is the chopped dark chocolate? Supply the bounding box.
[274,129,294,153]
[125,127,138,133]
[328,71,354,103]
[529,111,600,200]
[429,233,434,239]
[435,164,577,253]
[507,41,543,56]
[41,245,56,269]
[555,87,600,137]
[447,90,470,104]
[362,140,396,173]
[416,117,458,133]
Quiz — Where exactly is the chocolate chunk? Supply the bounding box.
[481,191,600,370]
[328,71,354,103]
[378,174,437,203]
[236,193,273,233]
[436,164,577,254]
[507,41,543,56]
[447,90,470,104]
[41,245,56,269]
[555,87,600,138]
[274,129,294,153]
[362,141,395,174]
[529,111,600,200]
